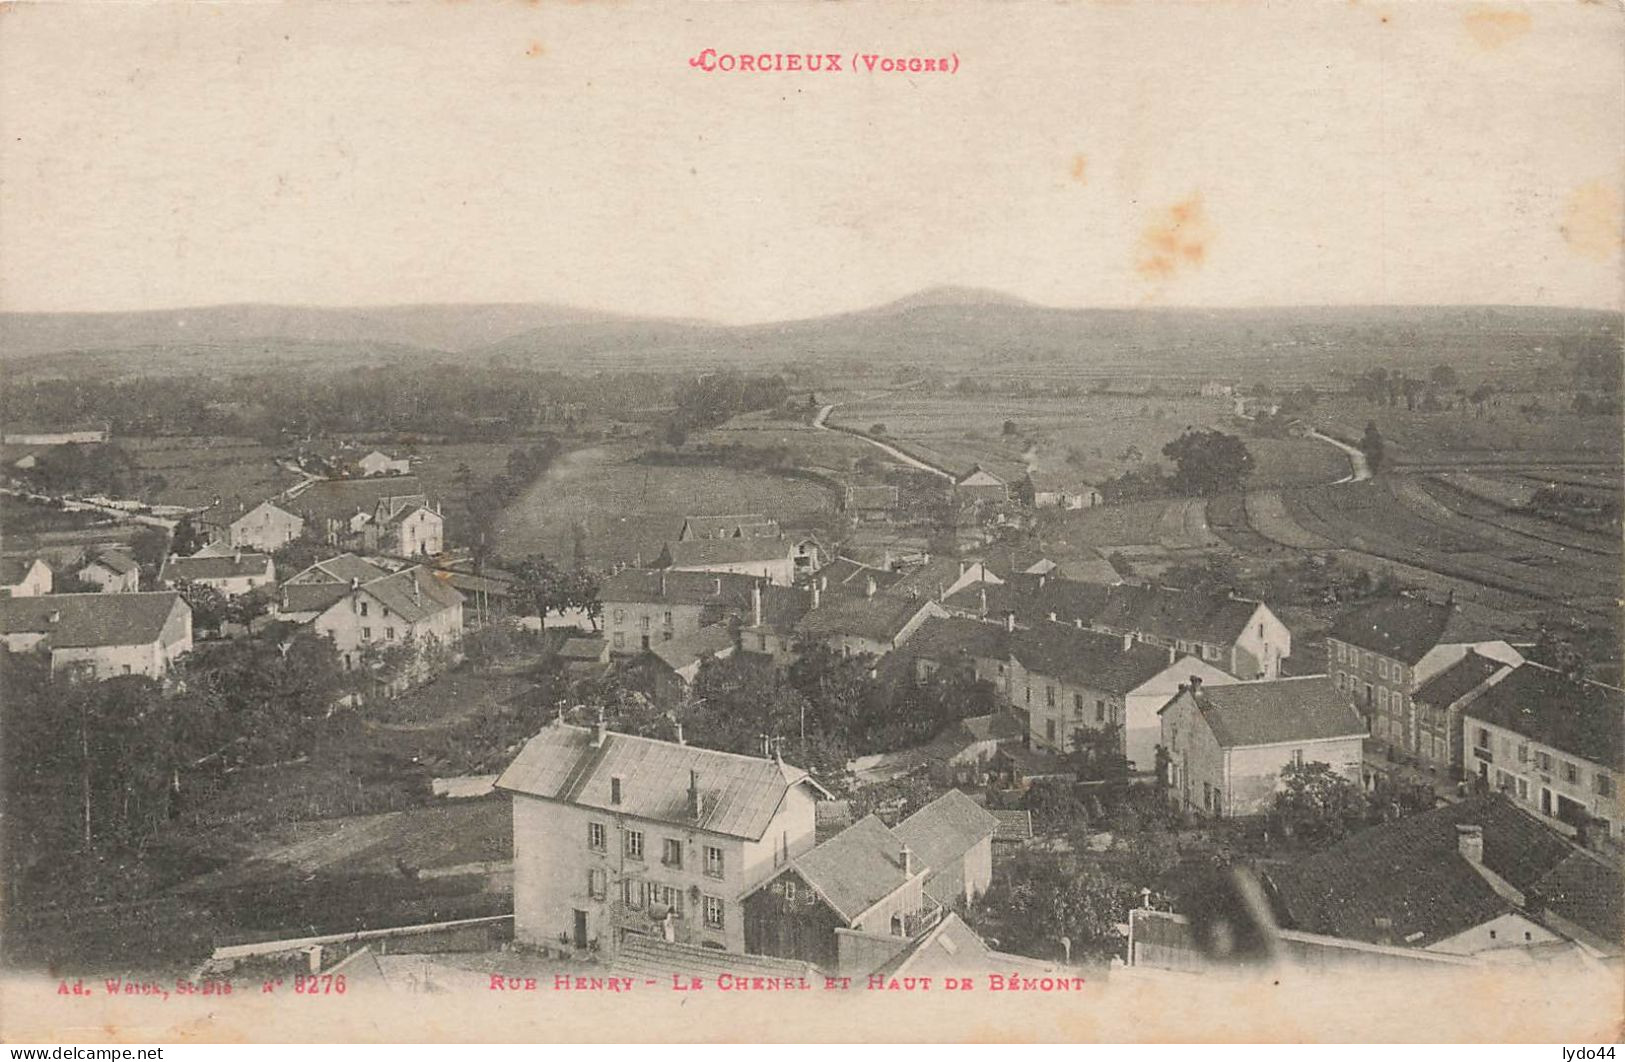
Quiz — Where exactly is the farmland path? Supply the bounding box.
[812,403,955,481]
[1308,429,1370,484]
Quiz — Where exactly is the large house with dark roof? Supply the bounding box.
[199,498,305,553]
[892,789,998,908]
[0,591,192,679]
[1089,584,1291,680]
[496,720,829,955]
[1326,595,1522,743]
[598,569,756,655]
[78,549,140,593]
[160,552,276,599]
[0,556,52,598]
[1016,471,1102,510]
[1461,663,1625,839]
[285,476,443,556]
[1265,794,1622,960]
[301,564,464,674]
[655,537,798,586]
[1405,651,1517,774]
[1160,675,1366,817]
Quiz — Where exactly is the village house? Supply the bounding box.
[276,553,393,621]
[0,556,53,598]
[1160,675,1365,818]
[357,449,411,477]
[1326,595,1524,742]
[160,552,276,599]
[953,465,1008,505]
[1402,651,1517,775]
[1090,584,1292,680]
[735,581,817,665]
[892,789,998,909]
[977,545,1121,586]
[655,537,798,586]
[556,634,611,682]
[643,622,737,707]
[1265,794,1622,961]
[677,513,780,541]
[809,556,905,599]
[306,564,465,674]
[201,498,306,553]
[792,587,946,659]
[78,549,140,593]
[1015,471,1102,510]
[741,815,938,975]
[1461,663,1624,840]
[943,571,1111,628]
[0,591,193,679]
[286,477,439,552]
[599,568,755,656]
[363,495,444,557]
[496,720,829,955]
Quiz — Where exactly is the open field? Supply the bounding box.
[493,441,835,567]
[693,408,876,473]
[124,435,299,509]
[828,392,1347,490]
[1309,399,1622,466]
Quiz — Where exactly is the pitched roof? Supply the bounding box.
[0,591,186,648]
[1093,584,1266,647]
[1265,795,1606,949]
[599,568,756,608]
[280,582,352,616]
[905,616,1011,663]
[287,553,390,586]
[1463,664,1625,771]
[785,814,916,923]
[164,553,273,582]
[495,723,819,841]
[956,465,1005,487]
[894,790,997,900]
[0,556,49,585]
[1531,849,1624,949]
[794,594,940,645]
[558,636,607,661]
[373,496,436,528]
[648,621,735,672]
[1022,471,1099,494]
[812,557,906,599]
[747,584,815,633]
[357,566,464,624]
[990,809,1034,842]
[678,514,780,540]
[958,713,1025,743]
[288,476,427,525]
[84,549,139,576]
[1010,621,1175,694]
[1328,596,1498,664]
[659,537,791,568]
[1170,676,1366,748]
[1413,651,1511,707]
[944,576,1113,629]
[611,933,817,982]
[883,557,983,604]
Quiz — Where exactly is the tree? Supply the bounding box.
[128,526,170,581]
[170,517,208,557]
[971,851,1134,962]
[510,554,570,620]
[1002,419,1019,437]
[1162,429,1254,495]
[1429,365,1459,390]
[176,581,231,636]
[1359,421,1385,474]
[1273,760,1367,844]
[1069,724,1129,784]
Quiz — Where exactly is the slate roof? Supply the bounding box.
[1413,651,1510,707]
[286,553,390,586]
[990,809,1034,842]
[288,477,427,525]
[811,557,905,599]
[558,636,607,661]
[85,549,139,576]
[611,933,817,981]
[0,591,186,648]
[894,790,997,901]
[1010,622,1175,694]
[794,594,940,645]
[783,814,916,923]
[659,538,790,568]
[884,558,982,604]
[1328,596,1499,665]
[1265,795,1614,949]
[1531,849,1624,949]
[958,713,1025,743]
[373,496,436,528]
[599,568,756,608]
[1092,584,1265,647]
[944,576,1112,629]
[678,514,780,540]
[495,723,821,841]
[1463,663,1625,771]
[280,582,352,616]
[164,554,273,582]
[905,616,1011,663]
[1169,676,1366,748]
[648,622,735,672]
[747,584,815,634]
[358,566,464,624]
[0,556,49,585]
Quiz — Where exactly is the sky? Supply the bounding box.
[1,1,1620,323]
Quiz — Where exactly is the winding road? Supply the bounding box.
[1308,429,1371,484]
[812,402,955,481]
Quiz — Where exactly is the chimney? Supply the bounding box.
[658,569,666,596]
[751,582,763,628]
[1074,618,1084,629]
[675,721,685,746]
[1189,675,1203,694]
[865,575,876,598]
[1037,573,1046,589]
[1047,610,1057,623]
[591,708,607,749]
[1004,611,1016,633]
[958,560,968,578]
[978,587,988,616]
[900,845,914,876]
[712,577,721,596]
[1456,824,1484,865]
[1169,645,1177,664]
[811,581,821,610]
[233,550,241,564]
[1122,632,1133,652]
[46,609,61,625]
[350,576,360,591]
[610,775,623,805]
[688,769,702,822]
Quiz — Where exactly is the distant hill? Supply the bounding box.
[2,294,1617,382]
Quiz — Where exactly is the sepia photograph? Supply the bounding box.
[0,0,1621,1045]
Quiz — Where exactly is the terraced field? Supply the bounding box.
[1244,490,1332,549]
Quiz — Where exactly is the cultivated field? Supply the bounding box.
[493,441,835,567]
[124,435,298,509]
[1309,399,1622,467]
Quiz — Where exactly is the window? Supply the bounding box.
[1204,645,1219,661]
[704,845,724,878]
[1073,693,1084,716]
[1337,671,1346,691]
[1518,743,1529,764]
[1291,749,1305,768]
[757,633,767,652]
[1335,642,1345,663]
[386,627,396,641]
[121,664,132,675]
[784,880,797,901]
[703,896,725,930]
[587,868,607,899]
[1596,774,1616,798]
[1025,687,1031,706]
[362,627,372,639]
[1536,751,1552,771]
[1475,728,1490,749]
[622,879,645,908]
[1563,761,1578,784]
[360,602,369,617]
[1096,699,1107,724]
[613,609,625,624]
[588,822,606,851]
[1517,777,1529,800]
[613,632,625,649]
[640,615,651,631]
[1046,686,1056,708]
[1377,688,1389,714]
[1046,719,1057,744]
[1378,659,1389,679]
[663,838,683,867]
[625,830,644,861]
[663,631,673,642]
[654,884,683,917]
